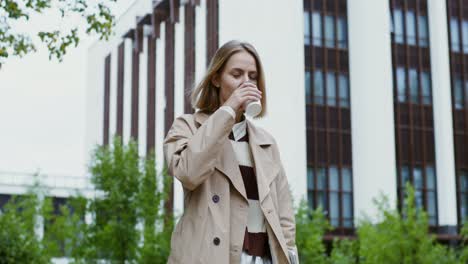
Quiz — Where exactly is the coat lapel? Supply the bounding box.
[246,119,280,203]
[193,111,280,203]
[194,111,248,201]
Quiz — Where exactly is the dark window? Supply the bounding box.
[463,20,468,53]
[338,73,349,107]
[304,0,353,231]
[305,71,312,103]
[397,67,406,102]
[314,69,325,105]
[391,8,428,46]
[395,67,432,105]
[337,16,348,49]
[326,72,336,106]
[399,165,437,225]
[324,15,335,48]
[0,194,11,212]
[421,71,431,105]
[418,14,429,47]
[447,0,468,225]
[391,0,438,226]
[459,170,468,222]
[308,10,347,49]
[393,9,405,43]
[406,10,417,45]
[409,68,419,103]
[307,166,354,228]
[312,11,322,46]
[304,11,311,45]
[451,18,461,52]
[454,76,464,109]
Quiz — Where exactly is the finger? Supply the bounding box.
[240,92,262,101]
[239,87,260,95]
[242,96,260,103]
[239,83,258,90]
[238,90,260,97]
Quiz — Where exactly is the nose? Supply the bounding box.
[241,74,251,83]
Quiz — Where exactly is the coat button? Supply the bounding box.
[212,194,220,203]
[213,237,220,246]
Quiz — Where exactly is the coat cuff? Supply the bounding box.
[288,248,299,264]
[219,106,236,119]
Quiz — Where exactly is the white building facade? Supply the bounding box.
[82,0,467,240]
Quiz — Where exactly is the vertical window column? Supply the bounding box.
[446,0,468,226]
[304,0,353,232]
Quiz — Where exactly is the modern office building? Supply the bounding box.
[81,0,467,241]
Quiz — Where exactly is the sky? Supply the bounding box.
[0,0,136,178]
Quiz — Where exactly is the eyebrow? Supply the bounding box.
[230,68,257,74]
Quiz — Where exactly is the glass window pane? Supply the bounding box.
[314,70,324,104]
[463,20,468,53]
[397,67,406,102]
[466,81,468,106]
[418,15,428,47]
[327,72,336,106]
[425,166,435,189]
[304,11,311,45]
[460,171,468,191]
[317,191,327,211]
[308,191,314,210]
[415,189,424,209]
[305,71,311,103]
[325,15,335,48]
[330,192,339,225]
[454,77,464,109]
[343,193,352,218]
[427,191,437,220]
[342,167,352,191]
[312,12,322,46]
[343,219,353,228]
[337,16,347,49]
[329,166,339,191]
[406,11,416,45]
[453,76,464,109]
[409,69,419,103]
[413,166,423,189]
[394,9,404,43]
[339,74,349,107]
[461,193,468,222]
[451,18,460,52]
[421,71,431,104]
[307,167,314,190]
[317,167,327,189]
[401,166,410,185]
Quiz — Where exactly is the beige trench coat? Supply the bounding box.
[163,108,299,264]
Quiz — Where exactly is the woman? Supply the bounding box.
[164,40,298,264]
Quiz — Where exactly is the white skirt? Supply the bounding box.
[240,251,272,264]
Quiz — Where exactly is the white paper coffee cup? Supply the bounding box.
[245,100,262,117]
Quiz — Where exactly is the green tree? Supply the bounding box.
[357,183,461,264]
[0,137,173,263]
[77,136,172,263]
[295,200,330,263]
[295,183,468,264]
[0,0,116,67]
[0,186,51,263]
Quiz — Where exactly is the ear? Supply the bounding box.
[211,74,220,88]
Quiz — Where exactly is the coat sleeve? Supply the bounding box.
[274,146,299,264]
[163,108,236,191]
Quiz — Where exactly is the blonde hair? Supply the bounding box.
[190,40,267,118]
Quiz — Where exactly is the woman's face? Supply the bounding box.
[213,50,259,105]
